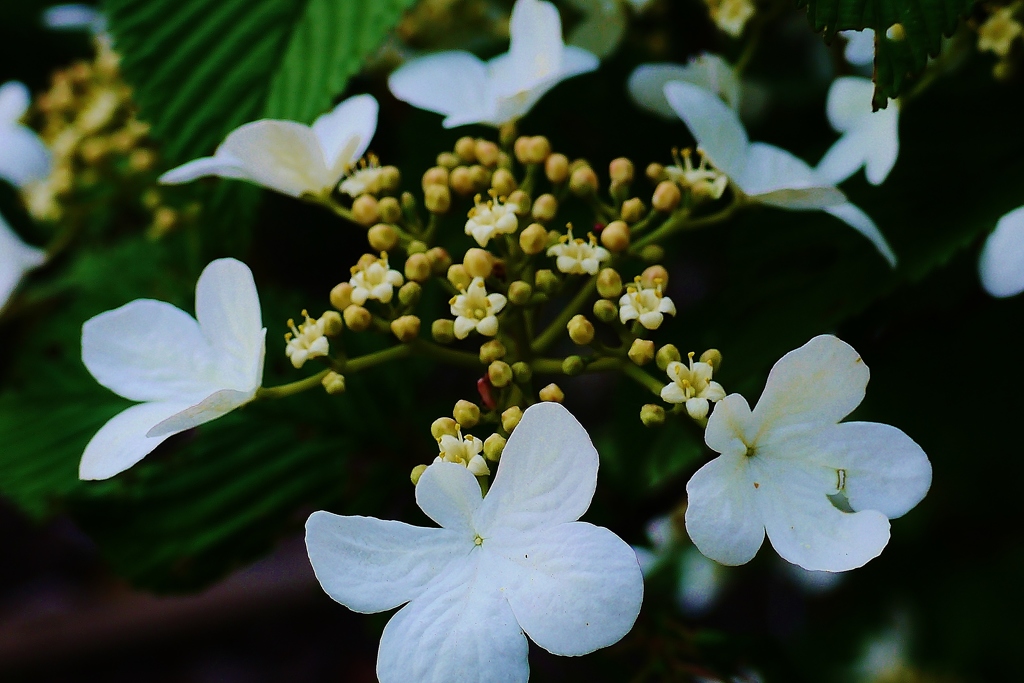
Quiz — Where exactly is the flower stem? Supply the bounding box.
[256,369,331,400]
[621,362,665,396]
[530,276,598,354]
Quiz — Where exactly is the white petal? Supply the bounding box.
[43,4,107,32]
[633,546,660,575]
[81,299,220,403]
[194,258,265,391]
[0,81,29,123]
[824,203,897,266]
[146,388,254,437]
[388,51,490,127]
[487,522,643,656]
[506,0,565,89]
[863,112,899,186]
[0,125,52,188]
[217,120,332,196]
[416,461,484,535]
[79,401,193,480]
[979,205,1024,297]
[663,80,748,181]
[377,553,529,683]
[660,382,686,404]
[312,94,378,180]
[841,29,876,66]
[738,143,844,208]
[629,56,740,119]
[0,214,45,310]
[825,76,875,134]
[685,450,765,566]
[678,546,724,615]
[305,510,467,614]
[816,129,870,186]
[704,393,755,457]
[476,402,597,534]
[159,154,253,185]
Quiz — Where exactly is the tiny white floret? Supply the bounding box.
[619,279,676,330]
[547,226,609,275]
[436,430,489,476]
[350,253,404,306]
[285,311,330,369]
[465,193,519,247]
[451,277,507,339]
[660,352,726,420]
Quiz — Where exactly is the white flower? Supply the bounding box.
[387,0,599,128]
[339,155,385,197]
[285,311,330,369]
[465,193,519,247]
[684,335,932,572]
[0,82,51,189]
[660,353,726,420]
[665,147,729,201]
[0,213,46,311]
[436,430,489,476]
[80,259,266,480]
[350,253,404,306]
[629,54,741,120]
[547,226,609,275]
[43,4,107,34]
[451,277,507,339]
[979,204,1024,297]
[305,402,644,683]
[160,95,378,198]
[664,81,897,266]
[619,279,676,330]
[839,29,875,66]
[633,515,726,616]
[816,77,899,186]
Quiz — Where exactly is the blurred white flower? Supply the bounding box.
[388,0,599,128]
[0,213,46,311]
[816,77,899,186]
[979,205,1024,297]
[664,80,897,266]
[160,95,378,198]
[685,335,932,572]
[43,4,107,34]
[629,54,741,119]
[633,515,727,616]
[80,259,266,480]
[305,402,643,683]
[840,29,876,66]
[451,277,507,339]
[0,81,51,189]
[284,311,330,369]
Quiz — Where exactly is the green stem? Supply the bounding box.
[622,362,665,396]
[413,340,481,368]
[630,201,739,252]
[256,369,331,400]
[530,276,598,354]
[346,343,414,372]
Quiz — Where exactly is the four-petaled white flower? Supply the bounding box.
[160,95,379,199]
[816,77,899,187]
[633,515,726,617]
[436,429,489,477]
[685,335,932,572]
[465,193,520,247]
[350,253,404,305]
[663,80,898,266]
[660,353,726,420]
[979,204,1024,298]
[839,29,875,67]
[629,54,742,120]
[387,0,599,128]
[451,277,507,339]
[0,213,46,312]
[0,81,51,189]
[619,278,676,330]
[285,311,330,369]
[547,226,609,275]
[305,402,644,683]
[665,148,729,201]
[80,259,266,480]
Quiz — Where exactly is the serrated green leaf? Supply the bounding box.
[798,0,975,106]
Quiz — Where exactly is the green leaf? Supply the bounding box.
[798,0,976,106]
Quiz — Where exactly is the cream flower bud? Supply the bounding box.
[422,166,449,189]
[569,165,598,196]
[628,339,655,366]
[453,400,481,428]
[475,140,500,167]
[511,361,532,383]
[447,264,471,290]
[285,311,330,369]
[451,277,507,339]
[621,198,646,223]
[330,282,354,311]
[507,190,530,216]
[545,153,569,184]
[562,355,585,376]
[641,265,669,288]
[368,223,399,252]
[508,280,533,305]
[532,193,558,222]
[322,371,347,395]
[700,348,723,371]
[425,247,451,275]
[534,269,560,294]
[320,310,344,336]
[436,152,460,170]
[484,433,507,461]
[398,282,422,307]
[491,169,517,196]
[431,417,459,439]
[519,223,549,254]
[378,196,402,223]
[424,184,451,214]
[501,406,523,433]
[409,463,428,486]
[404,253,431,283]
[391,315,421,342]
[597,268,623,298]
[479,339,507,364]
[455,136,477,163]
[352,195,380,226]
[600,221,631,252]
[343,305,371,332]
[432,319,456,344]
[609,158,634,185]
[525,136,552,164]
[450,166,475,196]
[656,343,682,371]
[567,315,595,345]
[640,403,665,427]
[593,299,618,323]
[652,180,682,212]
[539,383,564,403]
[464,248,495,279]
[488,360,513,387]
[646,162,666,182]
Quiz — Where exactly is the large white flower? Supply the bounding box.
[387,0,599,128]
[0,213,46,311]
[664,80,897,266]
[159,95,378,198]
[0,81,51,189]
[979,204,1024,298]
[685,335,932,572]
[80,259,266,480]
[816,76,899,186]
[840,29,876,66]
[628,53,742,120]
[305,402,643,683]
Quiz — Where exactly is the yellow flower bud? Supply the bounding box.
[593,298,618,323]
[531,193,558,222]
[513,136,531,164]
[652,180,682,213]
[450,166,475,196]
[378,196,402,223]
[343,305,372,332]
[453,400,481,428]
[432,319,456,344]
[322,371,347,395]
[431,417,459,439]
[380,166,401,193]
[519,223,549,255]
[468,164,491,190]
[597,268,623,299]
[390,315,421,342]
[545,153,570,184]
[436,152,460,169]
[600,220,631,252]
[507,190,530,215]
[646,162,666,182]
[656,344,682,371]
[424,184,451,214]
[484,433,507,461]
[501,406,523,433]
[425,247,452,275]
[407,240,428,254]
[629,339,656,366]
[639,244,665,263]
[609,157,634,185]
[398,281,421,306]
[569,165,599,196]
[700,348,723,371]
[479,339,507,364]
[567,315,595,346]
[641,264,669,288]
[405,253,431,282]
[352,195,380,226]
[410,464,428,486]
[640,404,665,427]
[455,136,477,163]
[562,355,585,376]
[320,310,343,336]
[357,253,379,270]
[491,169,517,196]
[447,264,471,290]
[330,282,354,311]
[368,223,399,252]
[621,197,646,223]
[463,248,495,279]
[511,361,532,383]
[475,140,500,167]
[488,360,514,387]
[508,280,533,305]
[534,269,560,294]
[539,383,565,403]
[525,136,551,164]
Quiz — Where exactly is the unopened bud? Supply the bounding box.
[488,360,513,387]
[511,361,532,383]
[330,282,354,311]
[700,348,723,371]
[545,153,570,184]
[640,404,665,427]
[468,165,491,190]
[519,223,549,255]
[368,223,399,252]
[508,280,533,305]
[609,157,634,185]
[656,344,682,371]
[531,193,558,222]
[567,315,595,345]
[322,371,347,395]
[448,264,471,290]
[621,197,646,223]
[593,298,618,323]
[525,136,551,164]
[450,166,475,196]
[539,383,564,403]
[410,464,428,486]
[455,136,477,163]
[398,281,422,306]
[491,169,517,196]
[513,136,531,164]
[454,400,481,428]
[600,220,631,252]
[641,265,669,288]
[475,140,500,167]
[407,240,428,254]
[646,162,666,182]
[479,339,506,364]
[501,406,523,433]
[357,253,379,270]
[629,339,656,366]
[639,244,665,263]
[597,268,623,298]
[425,247,452,275]
[464,248,495,279]
[401,191,418,219]
[320,310,343,336]
[343,305,371,332]
[562,355,585,376]
[352,195,380,226]
[405,253,431,282]
[432,319,456,344]
[378,196,402,223]
[484,433,507,461]
[535,269,560,294]
[391,315,421,342]
[569,166,599,196]
[380,166,401,193]
[431,417,459,439]
[424,184,451,214]
[129,149,156,172]
[507,190,530,215]
[652,180,682,212]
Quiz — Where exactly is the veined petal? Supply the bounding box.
[159,153,253,185]
[377,554,529,683]
[217,120,332,197]
[824,203,897,266]
[388,51,490,126]
[979,205,1024,297]
[0,214,46,310]
[629,55,740,119]
[82,299,220,403]
[146,387,254,437]
[305,510,468,614]
[312,94,378,180]
[476,403,598,535]
[416,461,484,535]
[79,401,193,480]
[663,80,748,181]
[0,125,52,188]
[751,334,870,437]
[685,450,765,566]
[488,522,643,656]
[194,258,265,391]
[0,81,29,123]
